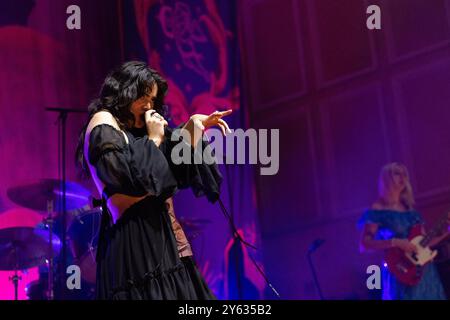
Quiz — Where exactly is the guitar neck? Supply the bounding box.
[420,212,449,247]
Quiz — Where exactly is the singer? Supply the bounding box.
[76,61,232,300]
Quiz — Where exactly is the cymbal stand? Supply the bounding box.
[8,244,21,301]
[46,107,84,298]
[44,200,55,300]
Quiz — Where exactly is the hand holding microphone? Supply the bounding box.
[145,110,168,147]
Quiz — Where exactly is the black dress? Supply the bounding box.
[87,123,222,300]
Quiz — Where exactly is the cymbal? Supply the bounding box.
[0,226,61,270]
[7,179,91,212]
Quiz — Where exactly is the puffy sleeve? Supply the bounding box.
[159,124,223,203]
[87,124,178,200]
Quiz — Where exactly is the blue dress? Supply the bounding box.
[358,209,447,300]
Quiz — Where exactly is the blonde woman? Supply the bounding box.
[358,162,450,300]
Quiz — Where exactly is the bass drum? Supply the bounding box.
[67,208,101,285]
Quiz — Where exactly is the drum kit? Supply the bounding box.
[1,178,211,300]
[1,179,100,300]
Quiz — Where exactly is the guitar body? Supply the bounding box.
[385,224,438,286]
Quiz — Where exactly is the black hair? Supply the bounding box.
[75,61,169,175]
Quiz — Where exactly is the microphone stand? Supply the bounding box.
[223,162,243,299]
[46,107,85,299]
[217,197,280,298]
[202,130,280,299]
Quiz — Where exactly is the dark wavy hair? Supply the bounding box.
[76,61,169,175]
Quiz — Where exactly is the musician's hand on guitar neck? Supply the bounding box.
[392,238,418,254]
